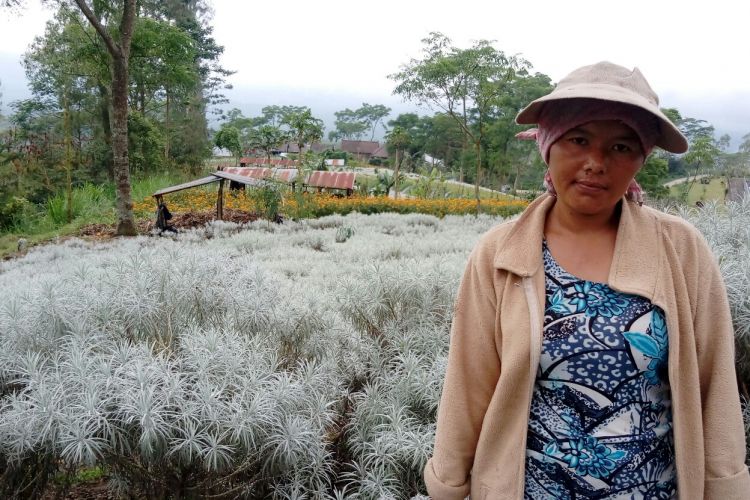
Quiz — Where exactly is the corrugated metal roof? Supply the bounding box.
[728,178,750,202]
[272,169,299,183]
[212,170,265,186]
[224,166,271,179]
[153,176,220,197]
[223,167,299,183]
[306,171,356,190]
[340,140,381,155]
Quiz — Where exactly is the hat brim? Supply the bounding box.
[516,84,688,154]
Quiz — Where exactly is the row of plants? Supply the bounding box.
[133,186,529,221]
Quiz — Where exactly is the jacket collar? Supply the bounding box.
[493,193,661,300]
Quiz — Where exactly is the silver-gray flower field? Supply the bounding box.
[0,202,748,498]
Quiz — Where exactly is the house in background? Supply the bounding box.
[275,142,327,154]
[727,178,750,202]
[340,140,382,162]
[370,144,389,162]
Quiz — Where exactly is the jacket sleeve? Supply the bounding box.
[424,245,502,499]
[690,236,750,499]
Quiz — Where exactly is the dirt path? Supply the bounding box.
[663,174,710,188]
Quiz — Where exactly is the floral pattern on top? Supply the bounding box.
[524,242,676,499]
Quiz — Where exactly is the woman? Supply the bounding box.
[424,62,750,499]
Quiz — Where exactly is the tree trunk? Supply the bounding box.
[297,140,305,189]
[74,0,137,235]
[394,150,402,199]
[111,55,136,235]
[138,77,145,114]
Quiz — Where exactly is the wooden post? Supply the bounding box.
[217,179,225,220]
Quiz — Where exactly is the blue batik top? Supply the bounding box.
[524,241,676,499]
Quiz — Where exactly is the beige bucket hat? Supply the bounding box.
[516,61,688,153]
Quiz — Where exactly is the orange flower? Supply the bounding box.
[133,189,529,220]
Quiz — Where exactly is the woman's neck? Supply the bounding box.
[546,200,620,237]
[544,200,621,284]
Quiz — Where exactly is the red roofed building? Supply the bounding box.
[340,140,381,161]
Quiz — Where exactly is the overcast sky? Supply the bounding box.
[1,0,749,147]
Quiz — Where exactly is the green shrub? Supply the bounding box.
[0,196,36,230]
[250,184,283,222]
[322,149,348,161]
[44,184,110,225]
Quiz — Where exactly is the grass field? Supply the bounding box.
[0,171,193,259]
[669,177,727,205]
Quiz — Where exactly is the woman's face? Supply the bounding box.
[547,120,645,219]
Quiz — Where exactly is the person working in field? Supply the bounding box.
[424,61,750,499]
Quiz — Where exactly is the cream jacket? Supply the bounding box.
[425,194,750,499]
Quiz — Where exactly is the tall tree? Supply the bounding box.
[213,125,242,165]
[391,32,528,208]
[387,113,425,172]
[357,103,391,140]
[219,108,255,153]
[281,108,324,165]
[257,105,307,128]
[485,71,552,191]
[635,155,669,199]
[23,6,115,179]
[424,113,464,172]
[68,0,138,235]
[333,108,368,140]
[249,124,287,161]
[682,135,721,201]
[129,17,198,161]
[679,117,715,144]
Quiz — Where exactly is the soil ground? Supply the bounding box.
[77,209,260,239]
[2,209,260,261]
